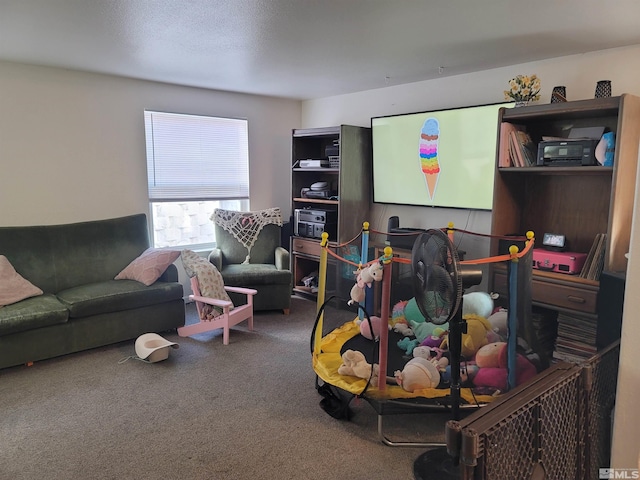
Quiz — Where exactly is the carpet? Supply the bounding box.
[1,296,449,480]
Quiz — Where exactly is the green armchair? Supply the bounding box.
[209,209,292,314]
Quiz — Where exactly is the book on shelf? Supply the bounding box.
[500,123,537,167]
[516,131,537,166]
[499,122,526,167]
[509,130,525,167]
[580,233,607,280]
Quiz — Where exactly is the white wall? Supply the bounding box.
[0,61,300,227]
[302,44,640,469]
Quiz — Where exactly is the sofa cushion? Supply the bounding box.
[221,264,292,286]
[0,294,68,335]
[57,280,184,318]
[115,248,180,286]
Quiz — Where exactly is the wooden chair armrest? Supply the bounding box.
[224,286,258,296]
[189,294,233,309]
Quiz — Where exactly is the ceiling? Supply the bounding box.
[2,0,640,100]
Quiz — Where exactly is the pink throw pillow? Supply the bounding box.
[115,248,180,286]
[0,255,44,307]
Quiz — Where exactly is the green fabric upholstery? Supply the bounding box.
[209,222,292,312]
[213,223,281,265]
[0,214,152,294]
[57,279,184,318]
[0,294,68,336]
[221,264,292,286]
[0,301,186,368]
[0,214,185,369]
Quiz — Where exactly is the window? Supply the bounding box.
[144,111,250,248]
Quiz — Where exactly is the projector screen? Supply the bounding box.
[371,102,511,210]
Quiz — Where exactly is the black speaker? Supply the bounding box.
[387,216,399,243]
[281,220,292,248]
[596,271,626,350]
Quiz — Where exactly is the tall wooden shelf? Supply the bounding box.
[490,94,640,358]
[290,125,371,300]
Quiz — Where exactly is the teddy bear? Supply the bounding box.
[393,357,440,392]
[338,349,380,385]
[472,341,537,391]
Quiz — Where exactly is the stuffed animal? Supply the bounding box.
[407,318,445,343]
[441,313,492,359]
[462,291,494,319]
[361,262,383,283]
[419,330,446,348]
[360,315,382,340]
[442,362,479,386]
[390,300,409,327]
[412,346,449,373]
[348,263,383,307]
[472,342,537,391]
[487,308,508,340]
[475,342,504,368]
[393,357,440,392]
[338,349,380,385]
[348,283,366,306]
[403,297,427,324]
[393,322,413,337]
[397,337,420,355]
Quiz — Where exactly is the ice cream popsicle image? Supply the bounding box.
[419,118,440,199]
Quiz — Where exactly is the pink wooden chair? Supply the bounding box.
[177,277,257,345]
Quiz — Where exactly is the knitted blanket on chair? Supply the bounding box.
[212,208,283,264]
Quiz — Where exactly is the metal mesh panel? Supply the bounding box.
[482,404,537,479]
[538,373,583,479]
[447,342,620,479]
[450,362,593,479]
[584,341,620,478]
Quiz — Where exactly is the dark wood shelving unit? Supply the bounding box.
[290,125,371,302]
[490,94,640,361]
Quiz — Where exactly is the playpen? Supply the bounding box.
[311,222,537,446]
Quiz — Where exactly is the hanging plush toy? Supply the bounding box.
[348,262,383,306]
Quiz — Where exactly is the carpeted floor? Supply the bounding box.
[1,296,452,480]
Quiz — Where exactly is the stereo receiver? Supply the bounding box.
[293,208,337,240]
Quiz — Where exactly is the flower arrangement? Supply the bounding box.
[504,74,541,103]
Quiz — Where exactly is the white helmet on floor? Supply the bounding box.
[135,333,179,363]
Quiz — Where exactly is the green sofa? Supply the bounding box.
[0,214,185,370]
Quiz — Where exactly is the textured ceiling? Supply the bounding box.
[2,0,640,100]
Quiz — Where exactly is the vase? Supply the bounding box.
[514,100,530,107]
[595,80,612,98]
[551,86,567,103]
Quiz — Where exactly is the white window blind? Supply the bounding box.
[145,110,249,201]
